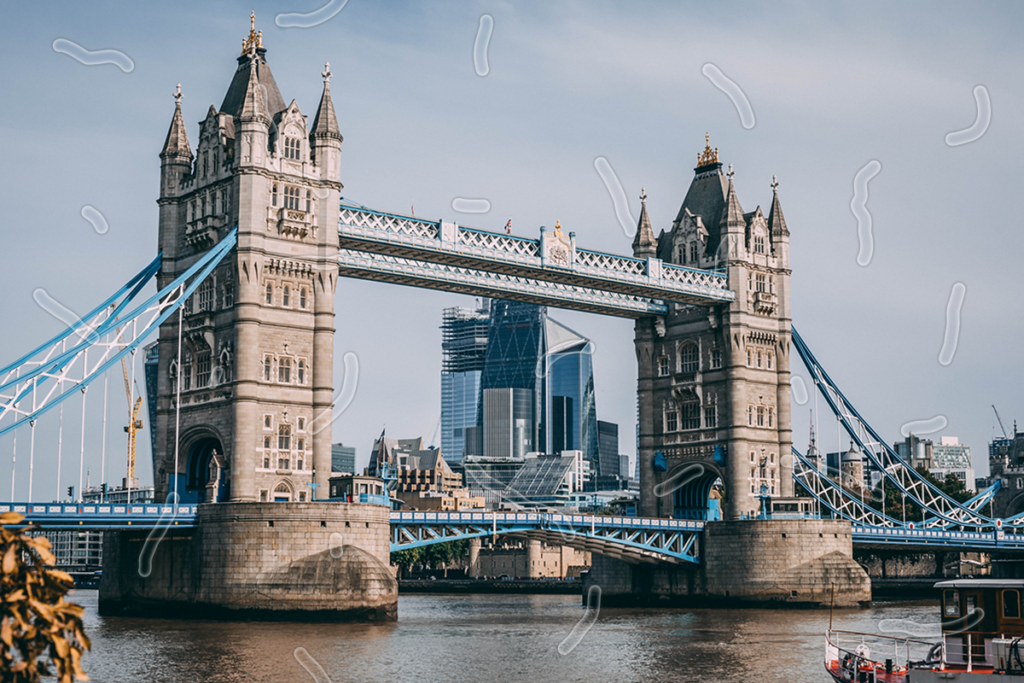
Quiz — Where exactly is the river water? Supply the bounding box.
[75,590,938,682]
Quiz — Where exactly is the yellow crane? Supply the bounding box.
[121,354,142,482]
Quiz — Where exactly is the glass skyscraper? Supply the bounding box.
[440,301,491,463]
[471,300,600,482]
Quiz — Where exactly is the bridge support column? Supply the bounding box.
[467,538,481,579]
[99,502,397,621]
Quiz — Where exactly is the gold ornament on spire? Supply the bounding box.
[242,11,263,55]
[554,220,564,236]
[697,132,719,166]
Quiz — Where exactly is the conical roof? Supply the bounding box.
[632,188,657,253]
[768,176,789,237]
[220,50,287,120]
[311,63,342,141]
[160,85,192,160]
[719,169,745,232]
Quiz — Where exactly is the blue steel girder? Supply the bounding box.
[338,203,734,308]
[337,250,668,318]
[389,512,702,564]
[0,502,199,529]
[791,326,1001,531]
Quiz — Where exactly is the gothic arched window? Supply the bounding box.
[282,285,290,307]
[265,283,273,305]
[299,288,307,309]
[689,242,698,263]
[278,425,291,450]
[679,343,699,374]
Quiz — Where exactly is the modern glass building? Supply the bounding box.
[331,443,356,473]
[474,301,600,482]
[440,301,491,463]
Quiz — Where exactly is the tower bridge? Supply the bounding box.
[0,17,1008,617]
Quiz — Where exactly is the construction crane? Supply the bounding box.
[121,354,143,483]
[993,405,1010,440]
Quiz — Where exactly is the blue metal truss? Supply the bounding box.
[389,511,702,564]
[337,201,734,311]
[337,249,669,318]
[0,228,237,438]
[792,326,1002,531]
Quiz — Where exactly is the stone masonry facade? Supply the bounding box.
[634,140,793,520]
[154,24,342,504]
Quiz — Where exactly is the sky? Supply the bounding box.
[0,1,1021,499]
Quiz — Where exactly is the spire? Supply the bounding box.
[719,166,744,232]
[310,61,342,141]
[160,84,193,160]
[238,50,269,123]
[632,187,657,255]
[768,174,789,237]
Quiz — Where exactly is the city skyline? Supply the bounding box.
[0,2,1020,500]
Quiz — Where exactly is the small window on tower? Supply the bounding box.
[689,242,698,263]
[297,359,305,385]
[283,286,290,307]
[264,357,272,382]
[297,439,305,452]
[266,283,273,305]
[300,288,307,309]
[710,347,722,369]
[278,357,291,383]
[754,234,766,254]
[222,281,234,308]
[284,186,300,210]
[278,425,291,450]
[658,356,669,377]
[284,137,301,160]
[297,417,305,431]
[272,183,278,206]
[306,190,312,213]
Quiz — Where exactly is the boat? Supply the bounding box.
[825,579,1024,682]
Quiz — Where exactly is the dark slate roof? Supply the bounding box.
[220,49,287,119]
[160,100,192,159]
[310,81,341,140]
[719,177,745,231]
[674,162,729,251]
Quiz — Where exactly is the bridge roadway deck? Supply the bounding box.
[4,503,1022,556]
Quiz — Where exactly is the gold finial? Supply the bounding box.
[697,132,719,167]
[242,11,262,55]
[554,220,563,235]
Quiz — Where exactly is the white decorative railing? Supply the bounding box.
[338,203,734,303]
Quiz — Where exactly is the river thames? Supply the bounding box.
[76,590,938,682]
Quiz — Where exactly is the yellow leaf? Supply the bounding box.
[0,512,24,526]
[0,617,9,646]
[71,647,89,681]
[1,546,16,574]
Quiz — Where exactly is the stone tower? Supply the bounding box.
[153,17,342,504]
[636,137,793,520]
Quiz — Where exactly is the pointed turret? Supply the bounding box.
[311,62,342,142]
[310,62,343,183]
[767,175,789,238]
[719,164,745,233]
[632,187,657,258]
[161,84,192,161]
[159,84,193,198]
[238,51,269,124]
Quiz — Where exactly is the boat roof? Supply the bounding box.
[935,579,1024,589]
